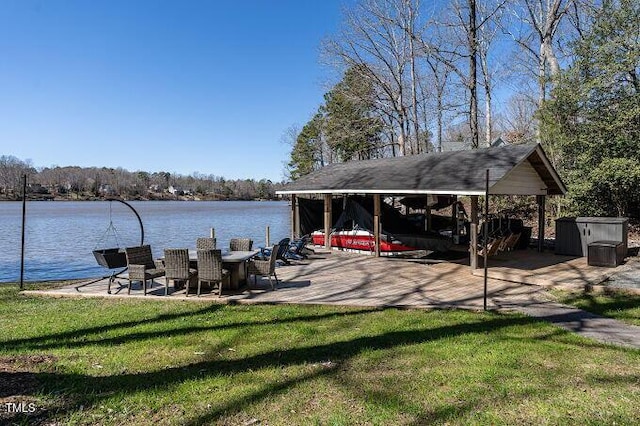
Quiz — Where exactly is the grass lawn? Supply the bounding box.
[550,289,640,327]
[1,283,639,425]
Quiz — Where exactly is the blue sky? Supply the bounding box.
[0,0,345,182]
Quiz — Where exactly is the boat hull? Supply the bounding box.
[311,231,416,252]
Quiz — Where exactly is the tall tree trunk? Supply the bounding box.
[485,87,492,146]
[437,92,444,152]
[408,1,421,155]
[538,40,549,108]
[410,55,420,154]
[390,130,397,157]
[543,37,560,78]
[398,107,408,156]
[481,48,492,147]
[420,81,430,153]
[469,0,479,149]
[426,57,447,153]
[536,42,546,142]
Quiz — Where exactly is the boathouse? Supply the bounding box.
[276,143,566,269]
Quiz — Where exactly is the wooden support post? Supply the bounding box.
[294,197,301,239]
[290,195,297,240]
[424,198,428,231]
[537,194,546,252]
[470,196,479,270]
[373,194,381,257]
[265,225,270,247]
[425,196,432,232]
[484,170,490,311]
[210,228,215,239]
[324,194,332,250]
[451,195,458,239]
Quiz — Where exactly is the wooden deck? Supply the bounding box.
[25,247,622,311]
[471,249,617,288]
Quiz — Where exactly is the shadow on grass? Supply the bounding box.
[1,306,379,352]
[2,313,577,425]
[558,291,640,321]
[0,302,226,351]
[587,372,640,385]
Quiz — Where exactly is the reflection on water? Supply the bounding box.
[0,201,290,282]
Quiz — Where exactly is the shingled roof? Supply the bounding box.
[277,143,566,196]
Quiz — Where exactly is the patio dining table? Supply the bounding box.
[187,249,260,290]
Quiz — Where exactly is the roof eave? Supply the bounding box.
[275,189,486,196]
[534,144,568,195]
[276,143,567,197]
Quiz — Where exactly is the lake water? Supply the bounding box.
[0,201,290,282]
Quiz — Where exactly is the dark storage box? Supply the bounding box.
[555,217,628,257]
[587,240,625,267]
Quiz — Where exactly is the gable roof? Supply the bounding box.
[277,143,566,196]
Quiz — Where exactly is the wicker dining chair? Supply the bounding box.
[196,249,229,297]
[163,248,198,296]
[124,245,165,295]
[247,244,280,290]
[229,238,253,251]
[196,237,216,250]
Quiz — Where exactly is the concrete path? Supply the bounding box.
[495,296,640,349]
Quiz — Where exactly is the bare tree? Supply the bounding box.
[416,0,506,149]
[424,55,457,151]
[401,0,423,154]
[396,0,453,155]
[504,0,575,110]
[477,1,506,146]
[324,0,413,156]
[499,92,538,143]
[0,155,34,198]
[468,0,480,149]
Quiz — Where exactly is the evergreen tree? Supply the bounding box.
[323,67,383,161]
[288,112,324,180]
[539,0,640,217]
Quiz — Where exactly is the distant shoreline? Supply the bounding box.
[0,196,284,202]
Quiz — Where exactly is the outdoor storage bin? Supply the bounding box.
[555,217,628,257]
[588,240,625,267]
